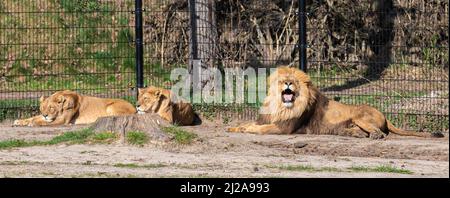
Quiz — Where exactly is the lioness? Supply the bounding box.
[13,90,136,126]
[136,86,196,126]
[228,66,444,139]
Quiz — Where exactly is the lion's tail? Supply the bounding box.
[386,120,444,138]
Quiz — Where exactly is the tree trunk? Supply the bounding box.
[90,114,172,142]
[189,0,218,88]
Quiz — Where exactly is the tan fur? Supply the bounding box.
[228,66,444,139]
[137,86,195,126]
[13,90,136,126]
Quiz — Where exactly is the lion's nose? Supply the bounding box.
[136,104,141,108]
[43,114,48,117]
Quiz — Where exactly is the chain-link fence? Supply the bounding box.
[306,0,449,132]
[1,0,448,133]
[0,0,137,120]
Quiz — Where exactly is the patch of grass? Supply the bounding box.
[91,131,117,141]
[349,165,413,174]
[222,115,231,124]
[317,167,342,172]
[126,131,149,146]
[272,165,342,172]
[0,161,36,166]
[278,165,316,172]
[271,164,413,175]
[161,126,197,144]
[46,128,94,145]
[0,139,32,150]
[113,163,140,168]
[113,163,166,169]
[0,128,118,150]
[0,99,37,108]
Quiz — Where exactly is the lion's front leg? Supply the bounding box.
[159,106,174,124]
[227,122,253,133]
[29,114,71,127]
[13,118,33,126]
[227,122,284,135]
[13,115,43,126]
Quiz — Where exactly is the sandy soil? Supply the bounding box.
[0,119,448,178]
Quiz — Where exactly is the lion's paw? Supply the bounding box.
[13,119,28,127]
[226,127,245,133]
[351,131,369,138]
[369,131,386,140]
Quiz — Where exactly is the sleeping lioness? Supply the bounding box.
[136,86,196,126]
[13,90,136,126]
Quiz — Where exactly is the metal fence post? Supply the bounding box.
[188,0,199,69]
[298,0,307,71]
[135,0,144,97]
[188,0,201,103]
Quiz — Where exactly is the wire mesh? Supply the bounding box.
[0,0,448,133]
[0,0,136,119]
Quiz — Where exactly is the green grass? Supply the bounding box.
[1,0,135,94]
[125,131,149,146]
[0,99,37,108]
[273,165,342,172]
[0,139,32,149]
[46,128,94,144]
[161,126,197,144]
[271,164,413,175]
[113,163,166,169]
[349,165,413,174]
[0,128,119,150]
[91,131,117,141]
[3,74,135,92]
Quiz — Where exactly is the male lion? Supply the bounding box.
[136,86,196,126]
[228,66,444,139]
[13,90,136,126]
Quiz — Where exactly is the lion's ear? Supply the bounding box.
[155,90,161,97]
[39,96,46,103]
[63,94,77,110]
[56,95,66,104]
[138,88,144,95]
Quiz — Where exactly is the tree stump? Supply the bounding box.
[90,114,172,142]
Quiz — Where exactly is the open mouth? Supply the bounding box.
[281,89,295,104]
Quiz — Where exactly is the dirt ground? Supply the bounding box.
[0,119,448,178]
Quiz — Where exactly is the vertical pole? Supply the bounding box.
[188,0,200,103]
[135,0,144,97]
[298,0,307,71]
[188,0,198,66]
